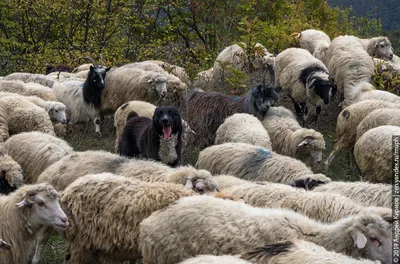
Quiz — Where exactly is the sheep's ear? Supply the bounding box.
[352,231,368,249]
[105,67,111,72]
[15,197,34,208]
[184,179,194,190]
[298,140,308,147]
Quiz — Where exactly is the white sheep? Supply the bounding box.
[294,29,331,60]
[215,113,271,148]
[46,71,85,82]
[122,62,189,109]
[326,99,400,166]
[138,195,392,264]
[356,108,400,140]
[60,173,195,263]
[37,150,218,193]
[355,125,400,183]
[213,175,251,189]
[0,96,55,142]
[4,72,56,88]
[113,100,195,152]
[323,35,374,101]
[241,239,381,264]
[71,63,92,73]
[0,80,57,101]
[0,183,68,263]
[139,60,191,86]
[210,43,275,89]
[357,36,394,60]
[2,132,73,184]
[178,255,250,264]
[101,66,167,114]
[262,106,325,165]
[340,82,400,108]
[0,92,67,124]
[222,182,391,223]
[312,181,391,208]
[193,67,214,90]
[274,48,335,123]
[54,63,110,135]
[196,142,331,184]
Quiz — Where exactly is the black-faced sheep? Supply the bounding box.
[2,132,73,184]
[61,173,195,263]
[54,57,111,135]
[196,142,331,184]
[101,66,167,114]
[0,183,68,264]
[138,195,392,264]
[274,48,335,124]
[118,106,183,167]
[186,83,278,149]
[354,125,400,183]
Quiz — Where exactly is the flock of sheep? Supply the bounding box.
[0,28,397,264]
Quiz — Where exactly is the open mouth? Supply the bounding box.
[163,125,172,140]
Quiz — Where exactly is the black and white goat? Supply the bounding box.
[54,55,110,135]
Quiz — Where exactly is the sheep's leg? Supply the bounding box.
[93,117,102,137]
[31,227,54,264]
[325,144,340,167]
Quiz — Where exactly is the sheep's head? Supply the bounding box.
[294,132,325,164]
[305,72,335,105]
[148,75,167,99]
[373,37,393,61]
[48,102,67,124]
[170,166,218,194]
[250,84,278,118]
[0,152,24,194]
[15,183,69,230]
[88,65,110,90]
[347,213,392,264]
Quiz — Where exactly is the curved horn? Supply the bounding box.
[76,56,98,67]
[99,54,104,67]
[266,64,275,86]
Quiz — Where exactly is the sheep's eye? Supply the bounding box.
[380,44,384,48]
[55,110,58,113]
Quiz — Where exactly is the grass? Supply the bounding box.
[39,94,356,263]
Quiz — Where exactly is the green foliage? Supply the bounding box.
[372,62,400,94]
[0,0,385,80]
[225,67,248,94]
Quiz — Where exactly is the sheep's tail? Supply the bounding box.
[127,111,139,121]
[241,241,293,262]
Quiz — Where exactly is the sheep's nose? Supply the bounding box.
[61,217,69,226]
[61,119,67,124]
[196,185,204,193]
[390,53,394,59]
